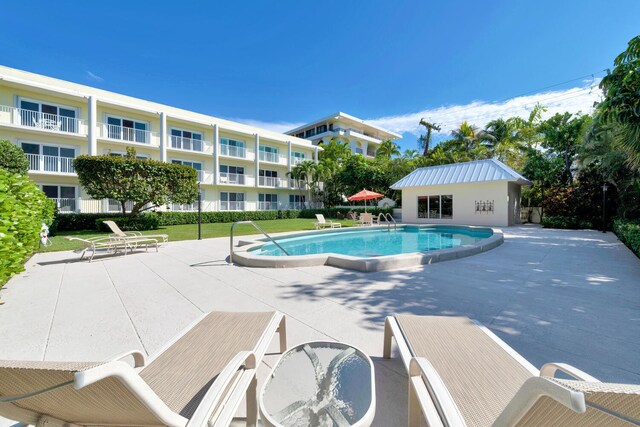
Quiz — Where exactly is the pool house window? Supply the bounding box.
[18,99,78,133]
[170,129,203,152]
[220,192,244,211]
[171,160,203,182]
[219,138,246,158]
[418,195,453,219]
[106,116,149,143]
[259,145,279,163]
[259,193,278,210]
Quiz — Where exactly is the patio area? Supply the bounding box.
[1,225,639,426]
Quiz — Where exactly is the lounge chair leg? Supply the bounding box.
[278,316,287,353]
[246,375,258,427]
[408,379,422,427]
[383,317,393,359]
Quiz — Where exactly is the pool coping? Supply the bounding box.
[232,224,504,272]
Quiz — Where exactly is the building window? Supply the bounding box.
[106,116,148,143]
[19,99,78,133]
[289,194,306,209]
[220,137,246,158]
[259,145,279,162]
[295,132,304,138]
[21,142,76,173]
[291,151,305,165]
[316,124,327,134]
[259,193,278,210]
[418,195,453,219]
[259,169,279,187]
[170,129,203,151]
[171,160,203,181]
[305,129,316,138]
[220,192,244,211]
[219,164,245,184]
[42,185,77,212]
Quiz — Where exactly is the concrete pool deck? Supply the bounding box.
[0,225,639,426]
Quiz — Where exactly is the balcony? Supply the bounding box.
[259,176,281,187]
[258,201,279,211]
[219,144,246,159]
[220,201,245,211]
[51,198,78,213]
[171,135,204,152]
[100,123,157,145]
[259,151,286,164]
[219,172,247,185]
[289,179,308,190]
[0,105,86,135]
[291,157,306,166]
[170,202,198,211]
[26,154,75,174]
[288,202,307,210]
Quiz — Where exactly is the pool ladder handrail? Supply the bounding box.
[229,220,290,264]
[378,213,397,230]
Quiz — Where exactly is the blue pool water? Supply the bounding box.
[250,226,493,257]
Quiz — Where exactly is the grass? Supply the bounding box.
[41,218,354,253]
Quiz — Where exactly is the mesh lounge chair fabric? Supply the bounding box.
[0,311,284,426]
[102,220,168,244]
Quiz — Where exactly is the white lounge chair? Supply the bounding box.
[102,220,169,246]
[314,214,342,230]
[357,213,373,226]
[0,311,287,427]
[384,314,640,426]
[65,235,137,262]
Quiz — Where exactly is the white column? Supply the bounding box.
[287,141,292,172]
[87,96,97,155]
[254,134,260,188]
[362,141,369,157]
[213,124,219,185]
[314,146,319,163]
[159,112,167,162]
[349,137,357,154]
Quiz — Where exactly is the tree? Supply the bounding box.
[451,121,486,152]
[287,160,319,207]
[318,138,351,163]
[484,118,524,169]
[74,150,198,216]
[402,149,419,160]
[0,140,29,175]
[598,35,640,168]
[376,140,400,159]
[418,118,441,156]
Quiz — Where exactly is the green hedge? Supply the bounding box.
[96,214,160,232]
[53,213,124,232]
[0,170,55,287]
[613,219,640,257]
[155,209,301,226]
[541,215,594,230]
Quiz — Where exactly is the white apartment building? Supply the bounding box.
[0,66,320,213]
[286,112,400,157]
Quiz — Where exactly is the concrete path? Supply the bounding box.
[0,226,639,426]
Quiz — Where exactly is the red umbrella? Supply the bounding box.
[348,189,384,212]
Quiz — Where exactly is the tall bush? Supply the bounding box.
[0,170,55,287]
[0,140,29,175]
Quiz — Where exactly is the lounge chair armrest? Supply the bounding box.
[539,363,600,382]
[107,350,147,368]
[409,357,465,426]
[187,351,257,427]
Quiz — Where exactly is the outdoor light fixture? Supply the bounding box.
[197,182,202,240]
[602,184,608,233]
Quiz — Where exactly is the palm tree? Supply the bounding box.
[403,149,419,160]
[318,138,351,163]
[376,140,400,159]
[295,160,318,207]
[451,121,484,152]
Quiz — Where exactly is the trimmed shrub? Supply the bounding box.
[0,169,55,287]
[0,140,29,175]
[541,215,593,230]
[96,214,160,232]
[613,219,640,257]
[53,213,124,232]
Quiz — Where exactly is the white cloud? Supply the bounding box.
[231,118,303,134]
[86,71,104,82]
[367,80,603,137]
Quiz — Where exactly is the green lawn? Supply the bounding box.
[41,218,354,253]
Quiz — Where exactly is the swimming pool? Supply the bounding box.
[251,226,493,257]
[233,225,503,272]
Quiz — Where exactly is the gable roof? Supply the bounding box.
[390,159,532,189]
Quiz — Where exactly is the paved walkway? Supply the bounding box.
[0,226,639,426]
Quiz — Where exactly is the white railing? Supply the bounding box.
[259,151,279,163]
[291,156,305,166]
[259,176,281,187]
[288,202,307,210]
[51,198,78,213]
[107,199,135,213]
[289,179,308,189]
[25,154,75,173]
[258,202,279,211]
[0,105,86,134]
[220,201,245,211]
[219,144,246,158]
[219,172,247,185]
[171,203,198,211]
[101,123,154,144]
[196,170,204,182]
[171,135,204,152]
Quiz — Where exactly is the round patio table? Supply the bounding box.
[260,341,376,427]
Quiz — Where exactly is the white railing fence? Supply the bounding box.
[220,201,245,211]
[26,154,75,173]
[171,135,203,152]
[258,202,279,211]
[219,144,246,158]
[259,176,281,187]
[52,198,78,213]
[101,123,153,144]
[219,172,246,185]
[0,105,85,134]
[259,151,279,163]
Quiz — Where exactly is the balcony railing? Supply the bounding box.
[196,170,204,182]
[0,105,86,134]
[107,199,135,213]
[51,198,78,213]
[220,201,244,211]
[259,151,279,163]
[291,157,305,166]
[171,135,203,152]
[171,203,198,211]
[219,144,246,158]
[289,179,307,190]
[258,202,279,211]
[259,176,281,187]
[288,202,307,210]
[219,172,246,185]
[26,154,75,174]
[100,123,154,144]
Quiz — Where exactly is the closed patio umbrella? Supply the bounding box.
[347,189,384,212]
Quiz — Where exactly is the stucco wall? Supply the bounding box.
[400,181,516,227]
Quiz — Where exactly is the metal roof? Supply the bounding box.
[390,159,532,189]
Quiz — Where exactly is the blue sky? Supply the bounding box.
[1,1,638,150]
